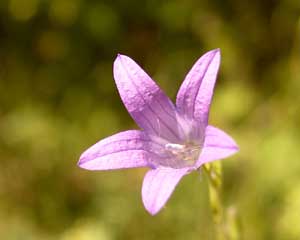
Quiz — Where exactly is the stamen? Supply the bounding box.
[165,143,185,153]
[165,142,201,166]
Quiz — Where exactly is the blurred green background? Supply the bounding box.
[0,0,300,239]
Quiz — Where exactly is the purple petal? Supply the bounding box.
[78,130,155,170]
[113,54,181,142]
[176,49,220,127]
[142,167,190,215]
[196,125,239,168]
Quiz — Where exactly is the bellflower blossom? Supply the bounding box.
[78,49,239,215]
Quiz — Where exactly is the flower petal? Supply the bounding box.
[196,125,239,167]
[113,54,180,142]
[176,49,220,126]
[78,130,156,170]
[142,167,190,215]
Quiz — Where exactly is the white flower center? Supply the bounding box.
[164,142,201,166]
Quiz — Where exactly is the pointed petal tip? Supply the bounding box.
[227,144,240,157]
[116,53,128,59]
[142,199,161,215]
[233,145,240,154]
[77,155,88,169]
[226,135,240,153]
[204,48,220,60]
[113,54,132,70]
[146,207,160,216]
[76,149,101,171]
[210,48,220,53]
[210,48,221,57]
[143,198,163,216]
[114,53,125,63]
[113,54,125,73]
[77,160,83,168]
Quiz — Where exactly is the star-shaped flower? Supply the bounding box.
[78,49,239,215]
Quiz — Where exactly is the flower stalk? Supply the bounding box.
[204,162,242,240]
[203,161,226,240]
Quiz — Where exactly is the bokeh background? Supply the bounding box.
[0,0,300,239]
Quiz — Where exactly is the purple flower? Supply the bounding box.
[78,49,239,215]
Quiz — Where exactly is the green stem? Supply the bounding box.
[203,162,226,240]
[203,162,241,240]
